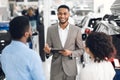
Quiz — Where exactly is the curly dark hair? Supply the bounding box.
[85,32,116,62]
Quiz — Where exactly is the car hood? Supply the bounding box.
[95,21,120,35]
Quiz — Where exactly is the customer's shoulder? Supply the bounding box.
[1,43,12,54]
[84,61,112,69]
[27,48,37,54]
[26,48,39,58]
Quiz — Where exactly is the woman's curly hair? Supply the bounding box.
[85,32,116,62]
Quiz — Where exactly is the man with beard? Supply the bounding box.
[1,16,45,80]
[44,5,84,80]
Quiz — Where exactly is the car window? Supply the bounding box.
[81,16,89,27]
[51,10,56,15]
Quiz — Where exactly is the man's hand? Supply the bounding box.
[44,44,51,54]
[59,49,72,56]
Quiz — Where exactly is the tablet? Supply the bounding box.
[51,48,64,53]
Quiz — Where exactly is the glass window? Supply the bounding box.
[16,0,24,2]
[28,0,38,1]
[9,0,14,1]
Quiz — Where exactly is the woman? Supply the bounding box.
[79,32,116,80]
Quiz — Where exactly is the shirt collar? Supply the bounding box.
[58,24,70,30]
[11,40,28,48]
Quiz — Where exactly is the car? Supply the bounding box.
[93,20,120,35]
[80,12,103,34]
[50,9,58,25]
[93,20,120,62]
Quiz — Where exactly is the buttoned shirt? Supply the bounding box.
[58,24,69,47]
[1,40,45,80]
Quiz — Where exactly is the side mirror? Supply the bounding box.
[78,23,83,28]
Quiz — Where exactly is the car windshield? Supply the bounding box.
[80,16,89,28]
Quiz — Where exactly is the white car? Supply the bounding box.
[50,9,58,25]
[80,12,103,34]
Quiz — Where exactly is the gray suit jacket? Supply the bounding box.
[46,23,84,76]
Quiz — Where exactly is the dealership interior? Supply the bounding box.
[0,0,120,80]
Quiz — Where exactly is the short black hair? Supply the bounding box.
[85,32,116,62]
[9,16,30,40]
[57,5,70,11]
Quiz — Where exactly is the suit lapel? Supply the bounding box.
[64,24,73,48]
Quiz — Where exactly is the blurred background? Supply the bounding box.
[1,0,120,80]
[1,0,120,66]
[0,0,117,25]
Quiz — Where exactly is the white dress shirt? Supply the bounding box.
[79,60,115,80]
[58,24,69,47]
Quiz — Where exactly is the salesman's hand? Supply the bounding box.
[59,49,72,56]
[44,44,51,54]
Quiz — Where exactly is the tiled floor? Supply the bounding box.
[42,56,52,80]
